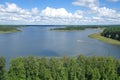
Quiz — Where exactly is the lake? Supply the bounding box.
[0,26,120,62]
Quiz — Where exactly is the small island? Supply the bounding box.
[50,26,85,31]
[0,25,21,34]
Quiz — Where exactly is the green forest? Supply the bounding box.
[0,25,21,32]
[50,26,85,31]
[1,55,120,80]
[101,27,120,41]
[50,25,120,31]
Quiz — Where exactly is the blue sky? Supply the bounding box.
[0,0,120,25]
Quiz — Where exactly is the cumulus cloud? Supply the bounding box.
[40,7,83,19]
[39,7,84,24]
[96,7,120,18]
[0,3,33,24]
[5,3,21,13]
[40,7,72,18]
[0,3,84,24]
[0,3,28,14]
[4,3,30,15]
[72,0,98,9]
[0,2,120,25]
[72,0,120,24]
[32,8,38,15]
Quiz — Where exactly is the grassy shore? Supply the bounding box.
[88,33,120,45]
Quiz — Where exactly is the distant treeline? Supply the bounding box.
[0,25,21,32]
[82,25,120,28]
[24,25,120,28]
[1,55,120,80]
[50,25,120,31]
[101,27,120,41]
[50,26,85,30]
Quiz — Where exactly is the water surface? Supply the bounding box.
[0,26,120,61]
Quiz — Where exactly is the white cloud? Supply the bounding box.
[5,3,31,15]
[73,10,83,18]
[96,7,120,18]
[40,7,73,18]
[5,3,20,13]
[32,8,38,15]
[0,5,5,12]
[72,0,120,24]
[72,0,98,9]
[0,2,120,25]
[0,2,32,24]
[72,0,99,11]
[39,7,84,25]
[40,7,84,19]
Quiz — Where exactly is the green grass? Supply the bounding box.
[88,33,120,45]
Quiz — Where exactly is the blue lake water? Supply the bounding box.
[0,26,120,62]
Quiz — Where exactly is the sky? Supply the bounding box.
[0,0,120,25]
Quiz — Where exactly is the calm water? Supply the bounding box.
[0,26,120,62]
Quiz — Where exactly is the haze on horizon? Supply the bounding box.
[0,0,120,25]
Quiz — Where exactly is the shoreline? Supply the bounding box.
[0,30,21,34]
[50,29,85,32]
[88,33,120,45]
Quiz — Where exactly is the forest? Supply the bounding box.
[50,26,85,31]
[50,25,120,31]
[1,55,120,80]
[0,25,21,32]
[101,27,120,41]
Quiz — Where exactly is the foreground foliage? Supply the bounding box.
[1,55,120,80]
[0,57,5,80]
[101,27,120,41]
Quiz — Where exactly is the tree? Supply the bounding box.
[24,56,39,80]
[7,57,25,80]
[0,57,5,80]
